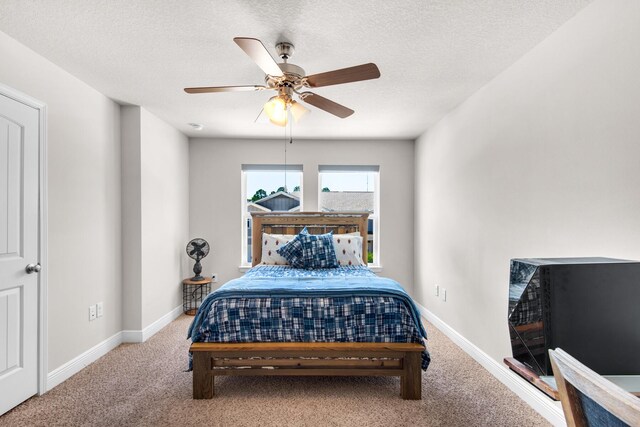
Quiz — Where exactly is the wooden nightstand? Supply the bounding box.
[182,277,212,315]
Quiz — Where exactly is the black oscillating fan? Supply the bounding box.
[186,238,209,281]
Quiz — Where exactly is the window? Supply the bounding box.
[318,165,380,266]
[241,165,303,266]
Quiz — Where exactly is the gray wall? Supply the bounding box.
[0,31,122,371]
[414,0,640,363]
[121,106,142,331]
[121,106,190,330]
[1,31,190,373]
[139,108,190,328]
[189,138,415,291]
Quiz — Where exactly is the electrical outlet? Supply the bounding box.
[442,289,447,302]
[89,304,97,321]
[435,285,439,297]
[211,273,218,283]
[96,302,104,318]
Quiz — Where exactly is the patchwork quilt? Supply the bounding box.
[188,265,430,369]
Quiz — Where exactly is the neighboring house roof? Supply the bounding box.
[255,190,299,204]
[320,191,374,213]
[248,191,372,213]
[252,191,301,212]
[247,202,270,212]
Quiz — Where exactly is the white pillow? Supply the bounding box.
[260,233,295,265]
[333,233,366,266]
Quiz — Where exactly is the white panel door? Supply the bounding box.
[0,93,39,415]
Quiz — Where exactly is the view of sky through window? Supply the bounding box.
[246,171,302,198]
[246,171,375,197]
[320,172,375,192]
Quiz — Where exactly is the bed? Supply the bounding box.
[188,212,429,400]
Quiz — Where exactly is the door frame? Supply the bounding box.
[0,83,48,395]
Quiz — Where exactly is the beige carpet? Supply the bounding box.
[0,316,550,427]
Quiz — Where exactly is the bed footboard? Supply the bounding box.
[191,342,424,400]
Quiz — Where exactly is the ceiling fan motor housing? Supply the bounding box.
[276,42,295,60]
[265,62,306,90]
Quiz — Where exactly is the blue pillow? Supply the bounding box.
[300,232,339,269]
[276,227,308,268]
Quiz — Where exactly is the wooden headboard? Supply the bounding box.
[250,212,369,266]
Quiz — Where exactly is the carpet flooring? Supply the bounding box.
[0,316,550,427]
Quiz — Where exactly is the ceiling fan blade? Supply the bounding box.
[234,37,284,77]
[300,92,354,118]
[184,85,267,94]
[305,63,380,88]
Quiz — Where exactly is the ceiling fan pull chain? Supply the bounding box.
[253,108,264,123]
[284,119,288,192]
[289,111,293,144]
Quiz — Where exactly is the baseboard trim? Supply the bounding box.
[47,305,183,391]
[415,303,565,426]
[47,331,122,391]
[122,304,183,343]
[120,329,143,343]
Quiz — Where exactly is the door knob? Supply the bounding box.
[25,263,41,274]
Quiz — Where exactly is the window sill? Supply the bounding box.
[239,265,251,272]
[368,265,383,273]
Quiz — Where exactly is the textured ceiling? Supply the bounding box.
[0,0,592,139]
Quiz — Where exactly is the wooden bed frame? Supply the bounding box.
[191,212,425,400]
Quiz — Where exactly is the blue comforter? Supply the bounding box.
[188,266,430,369]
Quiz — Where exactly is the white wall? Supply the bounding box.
[139,108,189,328]
[121,106,142,331]
[0,31,122,371]
[414,0,640,363]
[189,138,415,290]
[121,106,189,330]
[1,29,189,376]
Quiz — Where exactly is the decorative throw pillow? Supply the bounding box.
[333,234,365,266]
[276,227,308,268]
[300,232,339,269]
[260,233,296,265]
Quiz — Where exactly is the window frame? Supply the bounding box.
[317,165,381,268]
[240,165,304,268]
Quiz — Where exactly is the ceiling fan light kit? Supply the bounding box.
[264,95,288,126]
[289,100,309,122]
[184,37,380,126]
[262,85,311,127]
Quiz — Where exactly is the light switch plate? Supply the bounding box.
[89,304,97,321]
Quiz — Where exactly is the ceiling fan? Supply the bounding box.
[184,37,381,126]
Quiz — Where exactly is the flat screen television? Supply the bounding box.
[508,257,640,376]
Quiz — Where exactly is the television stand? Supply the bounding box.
[504,357,559,400]
[505,357,640,400]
